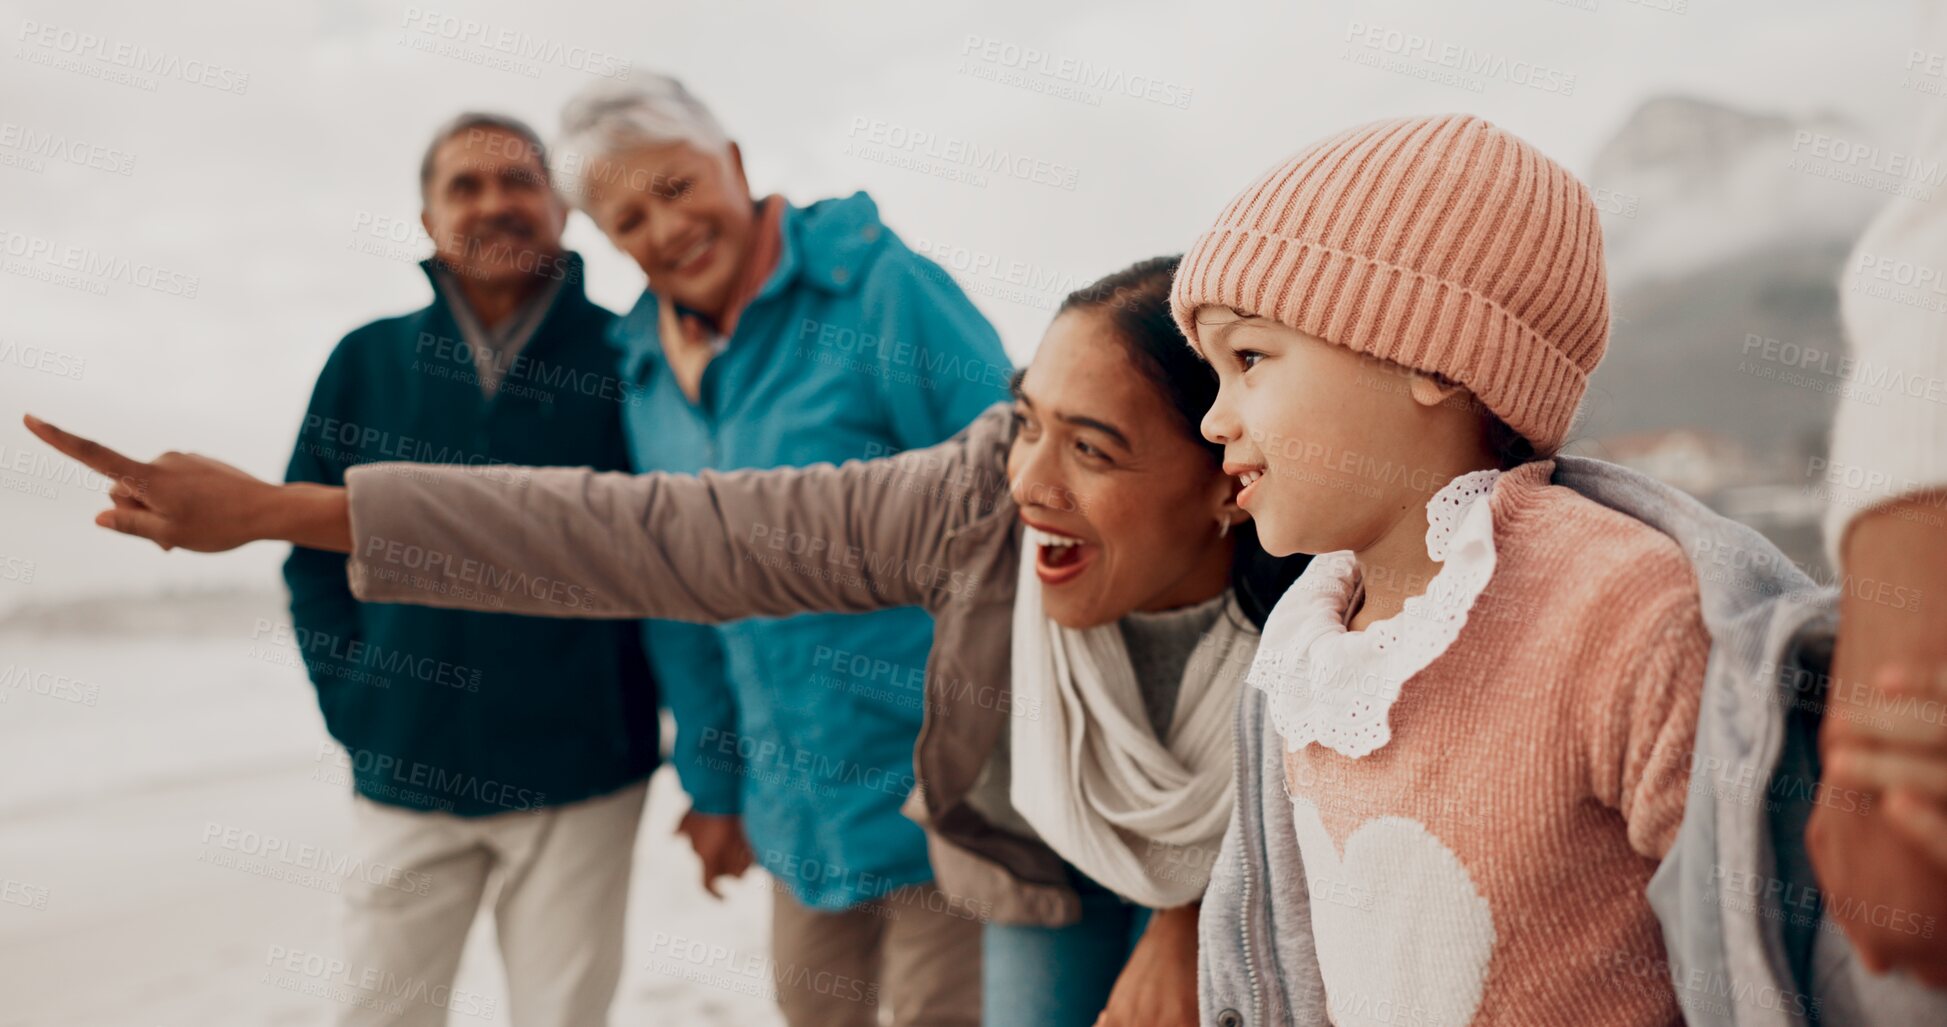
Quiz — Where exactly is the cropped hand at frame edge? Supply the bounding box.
[22,414,351,554]
[1826,666,1947,822]
[1822,663,1947,873]
[1810,662,1947,988]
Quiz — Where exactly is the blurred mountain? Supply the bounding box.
[1579,236,1852,467]
[1573,95,1888,574]
[1592,95,1878,286]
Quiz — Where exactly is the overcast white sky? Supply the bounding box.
[0,0,1930,607]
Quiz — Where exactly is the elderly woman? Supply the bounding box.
[28,257,1304,1027]
[549,76,1012,1026]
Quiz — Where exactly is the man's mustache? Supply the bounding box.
[468,214,537,240]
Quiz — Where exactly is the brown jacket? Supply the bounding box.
[343,403,1086,925]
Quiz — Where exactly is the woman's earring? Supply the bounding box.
[1218,516,1232,539]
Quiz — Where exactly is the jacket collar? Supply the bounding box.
[419,250,588,356]
[613,192,888,382]
[763,190,884,300]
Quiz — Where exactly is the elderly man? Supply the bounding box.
[282,112,657,1026]
[549,76,1011,1026]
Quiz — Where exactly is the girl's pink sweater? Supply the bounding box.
[1282,461,1710,1026]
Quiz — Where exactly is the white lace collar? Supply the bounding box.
[1248,469,1502,759]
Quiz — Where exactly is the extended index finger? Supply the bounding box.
[22,414,149,482]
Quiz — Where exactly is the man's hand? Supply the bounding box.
[1097,903,1200,1027]
[21,414,349,553]
[676,808,752,899]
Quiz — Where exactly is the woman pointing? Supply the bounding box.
[26,256,1304,1027]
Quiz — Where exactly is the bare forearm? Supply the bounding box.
[1837,491,1947,659]
[262,483,352,553]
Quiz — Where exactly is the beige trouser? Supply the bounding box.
[769,881,983,1027]
[333,780,649,1027]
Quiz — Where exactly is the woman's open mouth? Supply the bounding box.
[1024,524,1097,587]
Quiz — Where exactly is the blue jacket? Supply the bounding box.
[613,192,1012,909]
[1198,456,1947,1026]
[284,254,659,817]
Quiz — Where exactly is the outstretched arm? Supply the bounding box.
[23,405,1015,624]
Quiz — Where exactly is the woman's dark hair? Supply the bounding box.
[1056,255,1310,629]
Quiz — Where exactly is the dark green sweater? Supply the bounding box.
[282,254,658,815]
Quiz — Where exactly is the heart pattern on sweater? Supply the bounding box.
[1291,798,1496,1027]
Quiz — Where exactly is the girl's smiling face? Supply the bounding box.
[1193,305,1464,558]
[1006,308,1238,629]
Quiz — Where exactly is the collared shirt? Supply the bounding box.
[432,263,564,398]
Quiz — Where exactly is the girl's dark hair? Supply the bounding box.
[1487,415,1540,470]
[1421,371,1541,469]
[1057,255,1310,629]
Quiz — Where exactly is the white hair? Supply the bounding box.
[552,74,732,207]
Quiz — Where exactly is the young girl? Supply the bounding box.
[1174,114,1947,1026]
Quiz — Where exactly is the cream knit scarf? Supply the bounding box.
[1008,547,1254,908]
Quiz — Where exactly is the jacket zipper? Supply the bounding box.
[1236,691,1266,1023]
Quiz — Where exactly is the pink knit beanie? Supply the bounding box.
[1171,113,1609,453]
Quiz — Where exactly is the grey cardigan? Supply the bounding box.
[1198,455,1947,1026]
